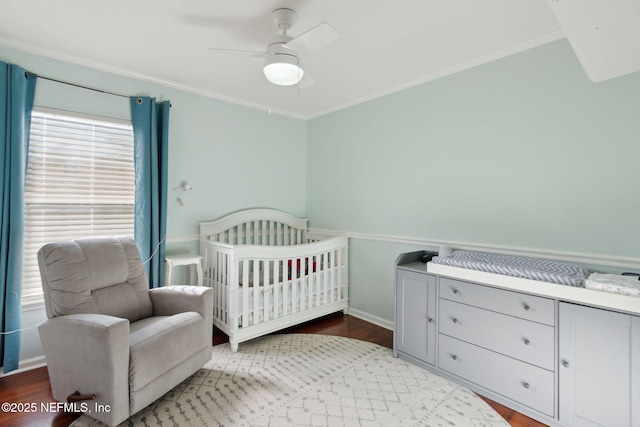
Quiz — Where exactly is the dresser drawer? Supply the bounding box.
[439,334,555,416]
[439,299,555,370]
[439,277,555,326]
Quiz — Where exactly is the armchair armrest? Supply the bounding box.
[149,286,213,336]
[38,314,130,426]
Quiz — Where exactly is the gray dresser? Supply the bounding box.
[394,251,640,427]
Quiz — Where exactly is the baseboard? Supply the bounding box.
[1,355,46,377]
[347,308,393,331]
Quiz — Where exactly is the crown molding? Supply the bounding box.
[0,37,306,120]
[2,31,565,121]
[306,30,566,119]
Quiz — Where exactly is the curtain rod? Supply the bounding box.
[26,71,130,99]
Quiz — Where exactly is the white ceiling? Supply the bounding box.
[0,0,566,119]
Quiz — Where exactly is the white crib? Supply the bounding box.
[199,208,349,351]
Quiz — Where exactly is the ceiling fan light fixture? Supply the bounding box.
[263,53,304,86]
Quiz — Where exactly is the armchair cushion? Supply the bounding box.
[128,312,208,393]
[38,236,152,322]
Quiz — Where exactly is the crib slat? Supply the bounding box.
[283,259,290,316]
[256,220,261,244]
[254,221,258,244]
[330,250,336,302]
[221,252,228,322]
[274,260,281,319]
[323,253,329,304]
[242,261,250,327]
[253,261,260,325]
[300,255,307,309]
[273,221,282,246]
[339,248,344,301]
[317,256,322,306]
[210,250,216,318]
[325,251,330,304]
[307,257,313,309]
[263,261,270,322]
[268,221,275,246]
[253,221,258,245]
[292,259,298,313]
[214,251,220,320]
[228,257,238,330]
[301,259,305,308]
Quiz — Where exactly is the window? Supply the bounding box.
[22,108,135,303]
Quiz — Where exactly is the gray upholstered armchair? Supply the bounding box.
[37,236,213,426]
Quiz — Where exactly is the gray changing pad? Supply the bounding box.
[431,250,589,287]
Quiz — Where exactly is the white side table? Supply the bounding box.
[165,254,203,286]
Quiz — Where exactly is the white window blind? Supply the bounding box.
[22,108,135,303]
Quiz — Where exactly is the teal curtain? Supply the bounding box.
[130,97,169,288]
[0,62,36,373]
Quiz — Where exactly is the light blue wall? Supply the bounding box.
[307,40,640,321]
[1,45,307,360]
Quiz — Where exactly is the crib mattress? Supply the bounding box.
[431,250,589,287]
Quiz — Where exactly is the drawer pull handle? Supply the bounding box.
[451,354,458,361]
[523,338,530,346]
[452,288,460,295]
[452,317,459,324]
[522,303,530,311]
[427,317,434,323]
[562,360,570,368]
[523,382,530,389]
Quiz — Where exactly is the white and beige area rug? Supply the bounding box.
[72,334,509,427]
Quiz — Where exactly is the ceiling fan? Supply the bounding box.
[208,8,340,87]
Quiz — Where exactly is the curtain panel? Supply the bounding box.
[130,97,170,288]
[0,62,36,373]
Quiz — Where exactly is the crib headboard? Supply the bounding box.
[199,208,309,246]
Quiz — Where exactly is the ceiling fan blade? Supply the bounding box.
[285,22,340,55]
[299,68,316,89]
[208,48,267,58]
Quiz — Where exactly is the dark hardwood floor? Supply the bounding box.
[0,313,547,427]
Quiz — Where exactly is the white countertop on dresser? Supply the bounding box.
[427,262,640,317]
